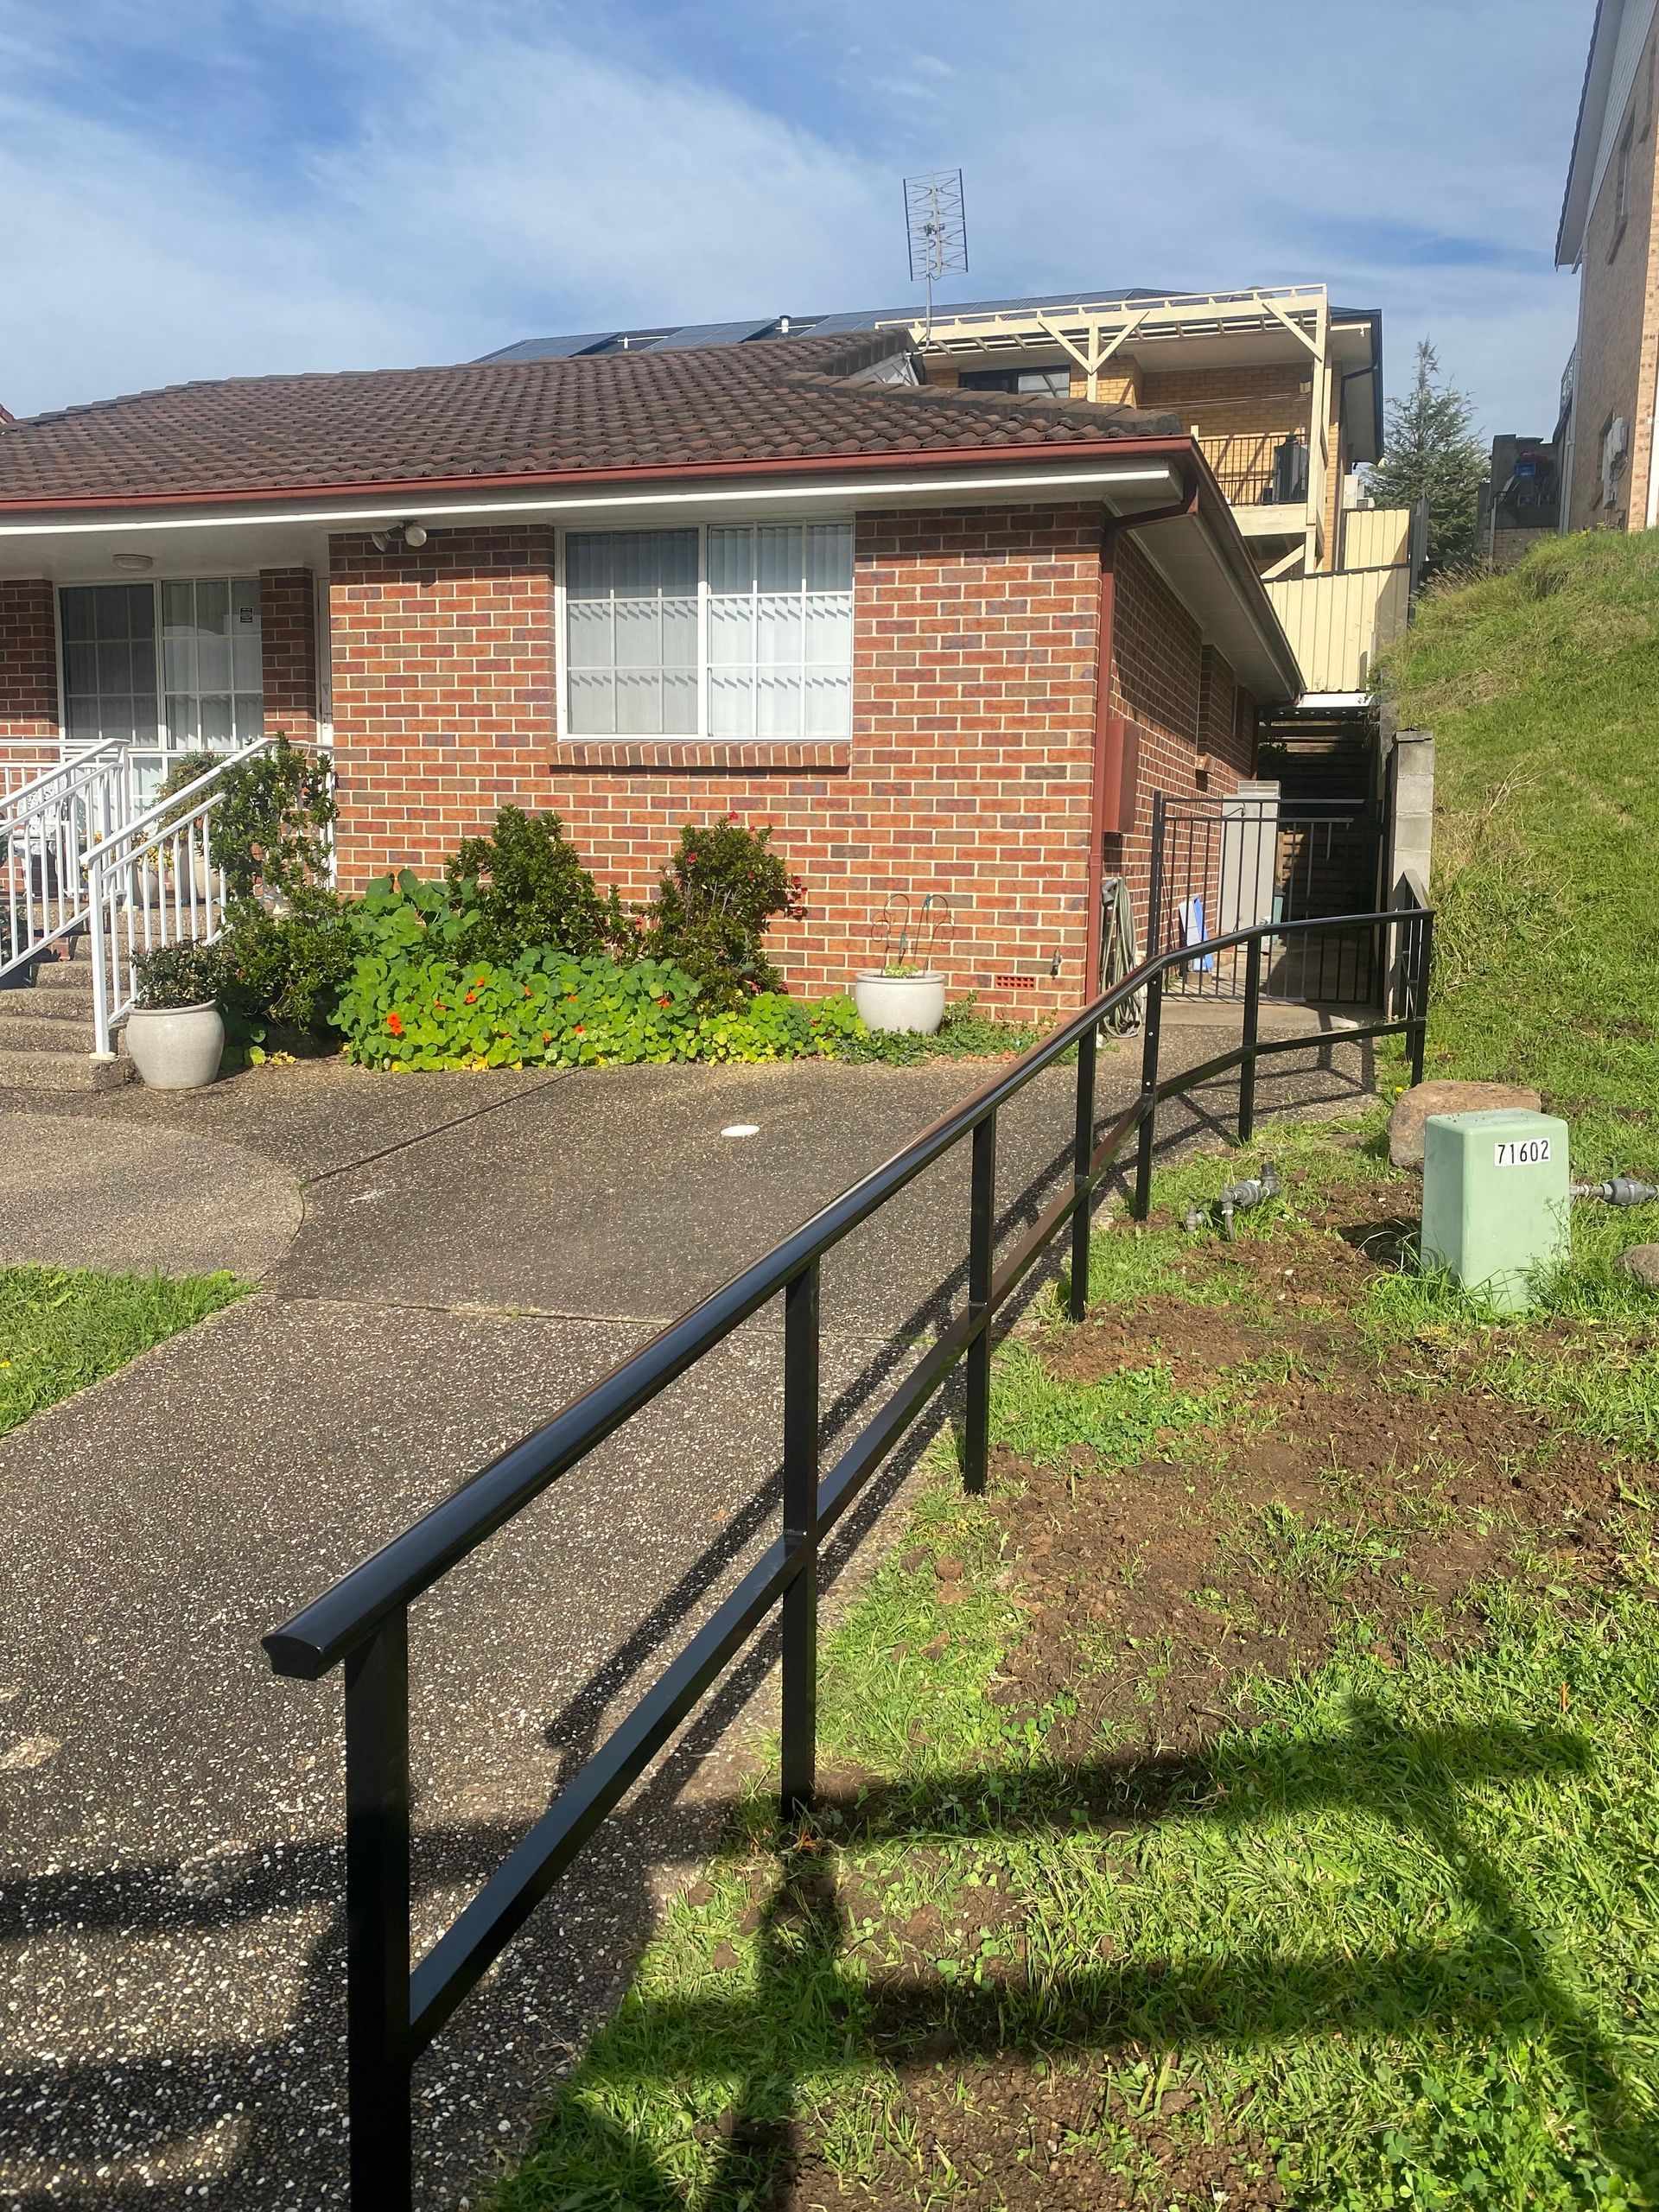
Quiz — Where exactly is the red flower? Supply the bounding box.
[386,1011,404,1037]
[574,1023,585,1033]
[658,995,670,1007]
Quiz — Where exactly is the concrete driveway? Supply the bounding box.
[0,1024,1376,2209]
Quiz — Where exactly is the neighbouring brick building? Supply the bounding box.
[1557,0,1659,532]
[0,329,1300,1021]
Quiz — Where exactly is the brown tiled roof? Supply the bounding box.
[0,330,1182,509]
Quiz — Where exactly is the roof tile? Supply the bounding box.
[0,330,1181,508]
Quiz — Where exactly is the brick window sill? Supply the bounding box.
[548,739,851,773]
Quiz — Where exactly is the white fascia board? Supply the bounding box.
[0,461,1181,543]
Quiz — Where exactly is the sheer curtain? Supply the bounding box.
[564,522,854,741]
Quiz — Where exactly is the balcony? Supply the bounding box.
[1197,431,1310,509]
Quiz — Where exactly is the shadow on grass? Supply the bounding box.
[500,1699,1649,2210]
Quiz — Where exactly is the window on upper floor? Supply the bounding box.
[957,364,1072,397]
[561,522,855,741]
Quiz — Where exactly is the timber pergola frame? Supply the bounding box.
[881,283,1336,573]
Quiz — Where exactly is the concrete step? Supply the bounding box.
[5,980,96,1018]
[0,1044,130,1093]
[0,1009,99,1052]
[0,969,95,1011]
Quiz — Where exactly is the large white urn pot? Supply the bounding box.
[853,969,947,1035]
[123,1002,225,1089]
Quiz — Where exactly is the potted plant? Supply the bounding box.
[854,892,950,1035]
[124,940,228,1089]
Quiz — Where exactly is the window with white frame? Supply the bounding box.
[60,577,263,798]
[562,522,854,740]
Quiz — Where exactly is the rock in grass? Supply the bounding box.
[1388,1079,1543,1168]
[1618,1243,1659,1287]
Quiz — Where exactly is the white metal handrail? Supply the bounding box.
[80,737,278,1059]
[1,743,135,986]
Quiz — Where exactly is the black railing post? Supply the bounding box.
[1147,791,1167,962]
[779,1259,821,1821]
[963,1111,997,1495]
[1068,1021,1097,1322]
[1409,910,1433,1086]
[1133,969,1163,1221]
[343,1611,413,2212]
[1237,931,1262,1145]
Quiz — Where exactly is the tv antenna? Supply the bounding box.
[904,168,969,338]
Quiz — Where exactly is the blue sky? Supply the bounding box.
[0,0,1591,440]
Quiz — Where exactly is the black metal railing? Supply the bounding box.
[263,905,1433,2210]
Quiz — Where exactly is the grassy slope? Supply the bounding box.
[0,1264,245,1436]
[499,1124,1659,2212]
[1380,531,1659,1176]
[492,540,1659,2209]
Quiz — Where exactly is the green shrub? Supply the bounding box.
[335,946,861,1071]
[215,888,359,1033]
[210,734,335,899]
[637,815,803,1009]
[444,806,626,965]
[133,938,230,1010]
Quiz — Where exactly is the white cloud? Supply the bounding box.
[0,0,1587,435]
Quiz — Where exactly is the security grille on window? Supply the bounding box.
[708,524,852,739]
[59,577,263,798]
[563,522,854,739]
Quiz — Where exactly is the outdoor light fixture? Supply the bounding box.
[369,521,429,552]
[111,552,154,570]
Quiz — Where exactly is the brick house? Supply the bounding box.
[486,283,1411,698]
[0,328,1300,1039]
[1557,0,1659,531]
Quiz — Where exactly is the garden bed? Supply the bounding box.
[498,1113,1659,2212]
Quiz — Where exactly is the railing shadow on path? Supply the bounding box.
[4,1704,1624,2209]
[1,920,1408,2209]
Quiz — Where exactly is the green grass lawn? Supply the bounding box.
[1380,531,1659,1176]
[486,543,1659,2208]
[497,1120,1659,2211]
[0,1263,246,1437]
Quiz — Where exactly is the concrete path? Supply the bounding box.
[0,1023,1377,2209]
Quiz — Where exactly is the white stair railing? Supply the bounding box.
[80,737,279,1059]
[1,743,136,984]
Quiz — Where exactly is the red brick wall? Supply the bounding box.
[327,528,556,885]
[326,506,1222,1018]
[1102,535,1253,957]
[0,579,59,788]
[258,568,320,746]
[539,505,1104,1016]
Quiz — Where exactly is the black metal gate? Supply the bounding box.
[1148,789,1383,1006]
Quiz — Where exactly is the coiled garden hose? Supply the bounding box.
[1098,874,1142,1034]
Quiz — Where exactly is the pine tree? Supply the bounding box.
[1366,338,1487,572]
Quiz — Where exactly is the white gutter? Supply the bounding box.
[0,463,1180,541]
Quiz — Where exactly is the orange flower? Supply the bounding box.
[465,991,477,1004]
[386,1010,404,1037]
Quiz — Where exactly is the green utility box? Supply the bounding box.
[1421,1109,1571,1313]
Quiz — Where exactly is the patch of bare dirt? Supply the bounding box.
[786,2052,1282,2209]
[987,1217,1641,1762]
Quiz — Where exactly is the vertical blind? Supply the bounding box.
[563,523,854,739]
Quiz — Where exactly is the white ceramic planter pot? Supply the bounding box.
[854,970,947,1035]
[124,1002,225,1090]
